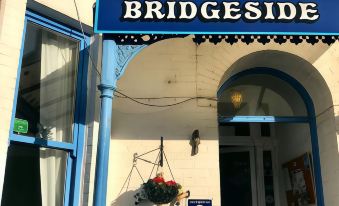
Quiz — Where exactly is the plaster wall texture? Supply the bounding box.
[0,0,27,203]
[33,0,95,27]
[105,36,339,206]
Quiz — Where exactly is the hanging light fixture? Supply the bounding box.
[230,90,243,109]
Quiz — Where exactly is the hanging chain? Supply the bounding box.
[118,137,176,193]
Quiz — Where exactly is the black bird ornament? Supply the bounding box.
[190,129,200,156]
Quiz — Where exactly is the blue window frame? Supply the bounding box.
[7,10,89,206]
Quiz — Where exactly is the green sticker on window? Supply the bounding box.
[14,118,28,134]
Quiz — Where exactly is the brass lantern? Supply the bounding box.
[230,90,242,109]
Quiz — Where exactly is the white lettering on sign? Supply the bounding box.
[277,3,297,20]
[122,1,320,23]
[123,1,142,19]
[179,2,198,19]
[223,2,241,20]
[299,3,319,21]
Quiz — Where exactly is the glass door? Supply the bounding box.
[219,147,257,206]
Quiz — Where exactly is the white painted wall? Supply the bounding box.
[2,2,339,206]
[104,37,339,206]
[107,38,221,206]
[275,123,313,206]
[33,0,95,26]
[0,0,27,203]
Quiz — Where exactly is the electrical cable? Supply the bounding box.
[73,0,102,77]
[114,90,217,107]
[73,0,219,108]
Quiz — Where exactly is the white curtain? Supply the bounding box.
[39,30,78,206]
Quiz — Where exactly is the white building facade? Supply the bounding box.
[1,1,339,206]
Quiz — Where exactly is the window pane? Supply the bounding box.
[219,123,250,136]
[218,74,307,117]
[263,151,275,206]
[220,151,253,206]
[14,22,79,142]
[1,144,68,206]
[261,123,271,137]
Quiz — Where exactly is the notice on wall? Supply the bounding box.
[13,118,28,134]
[188,199,212,206]
[282,153,315,206]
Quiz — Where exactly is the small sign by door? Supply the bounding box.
[13,118,28,134]
[188,199,212,206]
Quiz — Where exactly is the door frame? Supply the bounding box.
[217,68,324,206]
[219,123,280,206]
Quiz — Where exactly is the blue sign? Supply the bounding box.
[188,199,212,206]
[95,0,339,35]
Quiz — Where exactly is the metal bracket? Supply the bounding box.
[116,44,147,79]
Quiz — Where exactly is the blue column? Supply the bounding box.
[93,36,118,206]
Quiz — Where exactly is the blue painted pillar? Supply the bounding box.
[93,36,118,206]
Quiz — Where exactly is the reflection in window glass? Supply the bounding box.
[263,151,275,206]
[14,22,79,142]
[1,144,68,206]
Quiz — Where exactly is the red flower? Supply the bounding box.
[165,180,177,186]
[152,177,165,183]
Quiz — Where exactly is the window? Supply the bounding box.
[261,123,271,137]
[218,74,307,117]
[2,11,88,206]
[219,123,250,136]
[14,21,79,142]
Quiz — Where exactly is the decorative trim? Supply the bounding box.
[116,45,146,79]
[193,35,337,45]
[106,34,338,45]
[108,34,188,45]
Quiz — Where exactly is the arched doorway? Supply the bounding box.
[217,68,324,206]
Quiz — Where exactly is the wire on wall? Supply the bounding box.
[73,0,218,108]
[114,90,217,108]
[73,0,102,77]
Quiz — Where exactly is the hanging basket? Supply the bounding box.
[132,137,189,206]
[143,179,180,204]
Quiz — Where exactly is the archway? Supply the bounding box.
[217,68,324,206]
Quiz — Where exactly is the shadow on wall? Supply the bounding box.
[111,190,153,206]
